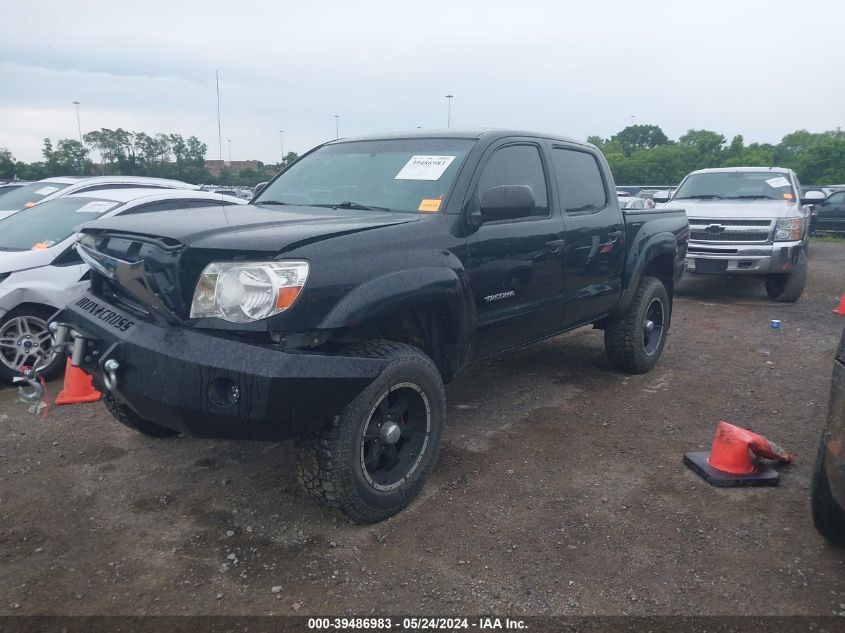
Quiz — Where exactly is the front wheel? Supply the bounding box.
[765,251,807,302]
[604,276,671,374]
[295,341,446,524]
[811,435,845,544]
[0,306,65,385]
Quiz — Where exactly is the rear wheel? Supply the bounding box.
[295,341,445,524]
[103,393,180,438]
[604,276,670,374]
[765,251,807,302]
[811,435,845,544]
[0,306,65,385]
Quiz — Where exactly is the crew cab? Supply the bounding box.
[52,130,688,523]
[655,167,816,302]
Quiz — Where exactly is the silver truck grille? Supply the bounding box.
[688,218,772,243]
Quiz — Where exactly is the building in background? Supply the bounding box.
[205,160,260,178]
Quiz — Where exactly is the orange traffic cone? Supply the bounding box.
[55,359,102,405]
[833,292,845,315]
[684,421,793,487]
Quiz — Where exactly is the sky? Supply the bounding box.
[1,0,843,164]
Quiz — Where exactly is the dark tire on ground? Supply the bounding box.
[0,305,66,385]
[811,435,845,545]
[295,340,446,524]
[103,393,180,438]
[765,250,807,302]
[604,275,670,375]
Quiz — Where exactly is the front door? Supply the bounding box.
[466,142,566,359]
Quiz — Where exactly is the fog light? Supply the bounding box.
[208,378,241,406]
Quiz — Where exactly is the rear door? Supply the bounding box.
[549,145,625,327]
[465,141,566,358]
[817,191,845,233]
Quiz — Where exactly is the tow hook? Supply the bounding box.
[103,359,120,391]
[14,366,44,404]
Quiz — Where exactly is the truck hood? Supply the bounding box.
[80,203,425,253]
[672,198,800,219]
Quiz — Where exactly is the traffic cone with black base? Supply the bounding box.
[684,421,793,487]
[55,359,101,405]
[833,292,845,315]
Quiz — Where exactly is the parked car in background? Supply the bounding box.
[812,324,845,544]
[617,195,649,209]
[810,190,845,234]
[655,167,820,302]
[0,182,30,197]
[0,176,198,220]
[0,188,244,383]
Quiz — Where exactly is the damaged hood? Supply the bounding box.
[78,203,425,254]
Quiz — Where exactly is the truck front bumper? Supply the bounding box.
[685,240,803,275]
[58,293,388,440]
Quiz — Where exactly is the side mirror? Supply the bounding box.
[478,185,536,223]
[652,190,671,204]
[801,190,826,205]
[253,182,269,196]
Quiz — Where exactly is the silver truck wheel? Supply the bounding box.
[765,251,807,302]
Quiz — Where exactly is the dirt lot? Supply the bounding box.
[1,240,844,617]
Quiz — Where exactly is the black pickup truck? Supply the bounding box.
[56,130,688,523]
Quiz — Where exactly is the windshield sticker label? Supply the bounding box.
[395,155,456,181]
[418,198,442,212]
[31,241,54,250]
[75,201,117,214]
[766,176,790,189]
[33,186,61,196]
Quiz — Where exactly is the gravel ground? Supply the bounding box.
[1,240,844,617]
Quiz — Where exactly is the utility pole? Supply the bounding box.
[216,71,223,164]
[445,95,453,128]
[280,130,284,161]
[72,101,83,143]
[333,115,340,139]
[228,139,232,163]
[630,115,635,127]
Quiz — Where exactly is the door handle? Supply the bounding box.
[608,230,623,243]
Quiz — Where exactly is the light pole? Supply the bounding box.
[216,71,223,164]
[630,115,635,127]
[72,101,82,143]
[333,115,340,139]
[445,95,453,128]
[227,139,232,163]
[280,130,284,161]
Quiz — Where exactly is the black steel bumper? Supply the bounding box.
[59,293,388,440]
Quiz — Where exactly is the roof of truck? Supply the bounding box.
[689,166,793,175]
[328,129,589,147]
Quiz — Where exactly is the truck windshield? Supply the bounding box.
[254,138,476,213]
[674,172,795,201]
[0,196,119,251]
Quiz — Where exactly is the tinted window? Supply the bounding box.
[827,192,845,205]
[477,145,549,218]
[551,148,607,214]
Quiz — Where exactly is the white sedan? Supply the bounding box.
[0,188,244,382]
[0,175,199,220]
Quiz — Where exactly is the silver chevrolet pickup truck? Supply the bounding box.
[654,167,823,302]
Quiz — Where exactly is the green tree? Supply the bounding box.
[610,124,669,156]
[0,148,15,180]
[42,138,90,175]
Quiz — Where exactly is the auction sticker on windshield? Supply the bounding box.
[766,176,791,188]
[75,201,118,214]
[33,186,61,196]
[395,155,456,180]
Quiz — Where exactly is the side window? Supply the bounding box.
[551,148,608,214]
[828,192,845,205]
[477,145,549,218]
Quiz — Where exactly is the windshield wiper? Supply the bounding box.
[255,200,291,205]
[725,195,772,200]
[313,201,391,212]
[674,194,724,200]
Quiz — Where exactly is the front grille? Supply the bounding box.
[690,230,769,242]
[84,231,186,322]
[689,218,771,227]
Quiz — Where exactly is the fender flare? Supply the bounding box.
[318,266,474,363]
[613,232,678,318]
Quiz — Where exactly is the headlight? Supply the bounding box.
[774,217,803,241]
[189,261,309,322]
